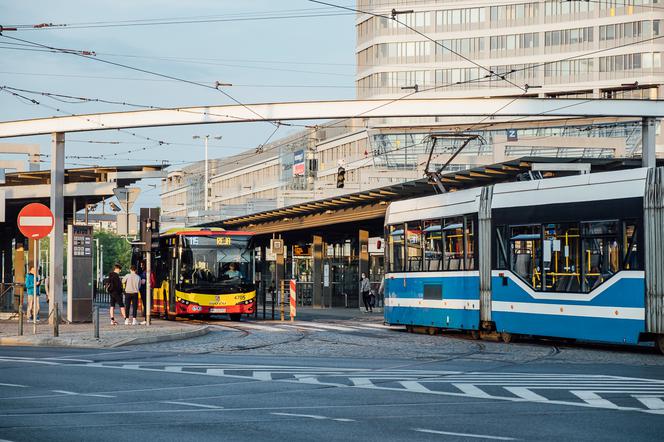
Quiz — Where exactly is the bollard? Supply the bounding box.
[93,304,99,339]
[53,302,59,337]
[18,291,23,336]
[290,279,296,322]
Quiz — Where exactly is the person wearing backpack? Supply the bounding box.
[107,264,126,326]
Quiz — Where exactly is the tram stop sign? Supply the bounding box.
[17,203,54,239]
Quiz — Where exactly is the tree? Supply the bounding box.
[94,231,132,276]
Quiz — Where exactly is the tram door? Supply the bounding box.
[326,241,359,308]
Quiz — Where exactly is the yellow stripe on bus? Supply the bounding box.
[176,290,256,307]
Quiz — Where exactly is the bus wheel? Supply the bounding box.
[469,330,480,340]
[229,313,242,322]
[500,332,514,343]
[657,335,664,355]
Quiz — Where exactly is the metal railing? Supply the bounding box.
[93,278,111,305]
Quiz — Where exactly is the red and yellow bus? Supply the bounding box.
[150,228,255,321]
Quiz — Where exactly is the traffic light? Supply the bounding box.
[140,207,160,251]
[336,166,345,188]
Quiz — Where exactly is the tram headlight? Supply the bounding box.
[176,297,191,305]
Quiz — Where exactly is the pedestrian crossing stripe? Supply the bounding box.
[73,361,664,415]
[235,321,404,334]
[4,356,664,415]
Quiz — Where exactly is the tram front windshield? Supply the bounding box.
[180,235,252,286]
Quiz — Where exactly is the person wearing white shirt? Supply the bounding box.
[122,265,141,325]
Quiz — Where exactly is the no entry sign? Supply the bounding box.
[17,203,54,239]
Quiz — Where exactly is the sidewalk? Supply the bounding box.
[0,307,208,348]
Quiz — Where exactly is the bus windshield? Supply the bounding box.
[179,235,252,286]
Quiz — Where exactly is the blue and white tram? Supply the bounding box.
[384,167,664,352]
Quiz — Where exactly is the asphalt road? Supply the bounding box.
[0,344,663,441]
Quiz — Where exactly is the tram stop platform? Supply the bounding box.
[0,306,209,348]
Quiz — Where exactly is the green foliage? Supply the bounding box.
[94,231,132,275]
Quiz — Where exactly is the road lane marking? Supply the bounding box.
[633,395,664,410]
[399,381,431,393]
[413,428,517,440]
[571,391,619,409]
[51,390,115,398]
[162,401,223,409]
[6,356,664,416]
[504,387,548,402]
[453,383,493,398]
[0,383,27,388]
[271,412,355,422]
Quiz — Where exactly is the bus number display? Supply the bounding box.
[216,237,232,246]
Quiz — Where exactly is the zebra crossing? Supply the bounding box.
[227,320,405,334]
[2,354,664,415]
[69,358,664,415]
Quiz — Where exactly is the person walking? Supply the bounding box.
[360,272,372,312]
[107,264,126,326]
[122,265,141,325]
[25,266,41,321]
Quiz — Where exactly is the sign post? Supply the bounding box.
[17,203,54,335]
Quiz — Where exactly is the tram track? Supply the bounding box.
[187,318,317,352]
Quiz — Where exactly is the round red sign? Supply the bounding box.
[17,203,55,239]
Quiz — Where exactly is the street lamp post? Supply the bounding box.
[192,135,222,212]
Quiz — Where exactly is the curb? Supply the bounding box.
[0,325,210,349]
[109,325,210,347]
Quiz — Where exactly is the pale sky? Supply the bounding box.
[0,0,356,208]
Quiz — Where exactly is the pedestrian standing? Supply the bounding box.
[107,264,126,326]
[122,265,141,326]
[138,261,147,325]
[360,272,372,312]
[25,266,41,321]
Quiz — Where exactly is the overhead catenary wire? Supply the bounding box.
[5,8,356,30]
[0,33,279,128]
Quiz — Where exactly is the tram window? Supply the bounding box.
[542,223,581,292]
[443,217,465,270]
[405,222,423,271]
[496,226,509,269]
[423,219,443,271]
[465,216,476,270]
[510,225,542,290]
[581,220,619,292]
[387,224,405,272]
[622,221,640,270]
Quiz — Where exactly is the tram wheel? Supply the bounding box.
[500,332,514,343]
[229,313,242,322]
[656,335,664,355]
